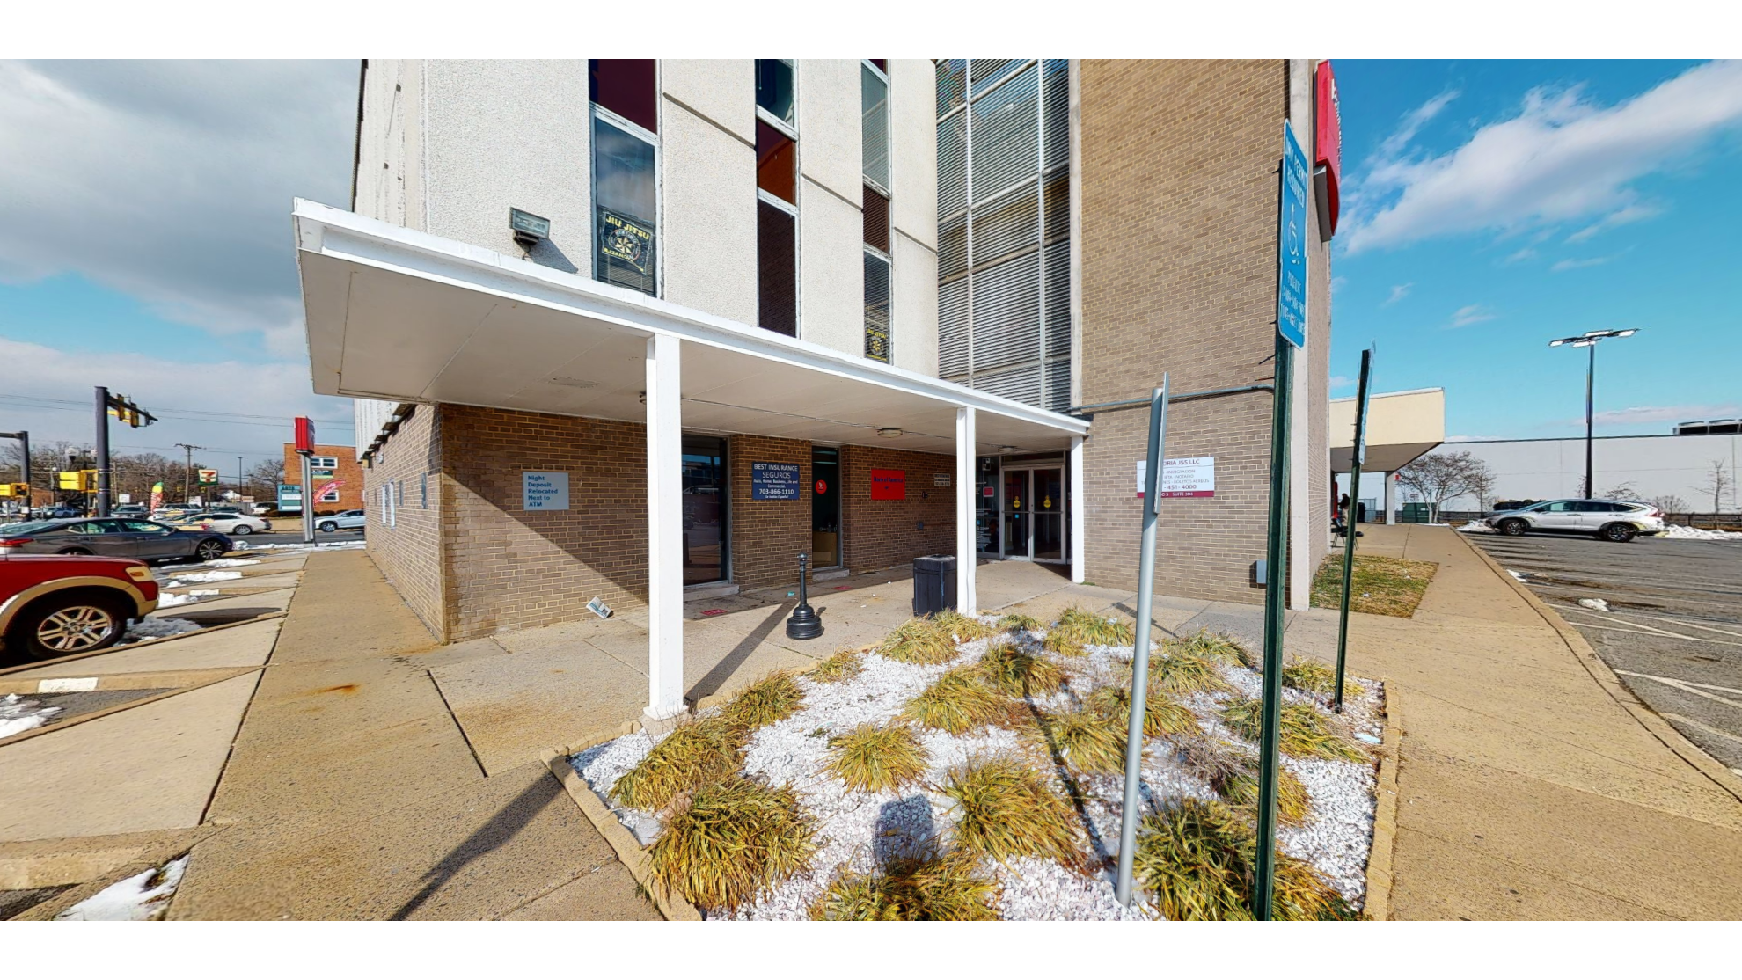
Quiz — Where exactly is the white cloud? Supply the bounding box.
[1591,404,1741,426]
[1382,283,1412,306]
[1343,60,1742,254]
[0,60,355,347]
[1503,247,1537,263]
[1330,275,1348,295]
[1551,254,1619,272]
[1329,376,1355,390]
[1378,90,1460,160]
[1566,203,1663,242]
[1448,304,1497,328]
[0,337,352,458]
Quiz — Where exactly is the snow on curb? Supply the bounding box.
[1,693,62,738]
[55,856,188,920]
[157,589,221,608]
[1662,524,1742,540]
[125,617,204,642]
[165,570,244,585]
[571,625,1382,921]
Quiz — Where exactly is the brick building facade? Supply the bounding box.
[280,441,365,514]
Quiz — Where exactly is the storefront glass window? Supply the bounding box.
[682,436,727,585]
[592,115,657,296]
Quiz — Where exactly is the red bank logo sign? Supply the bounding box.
[1314,60,1342,239]
[294,416,316,455]
[870,468,906,501]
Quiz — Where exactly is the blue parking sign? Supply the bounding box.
[1277,121,1309,349]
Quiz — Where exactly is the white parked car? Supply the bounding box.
[1482,499,1665,543]
[314,510,366,532]
[179,512,272,536]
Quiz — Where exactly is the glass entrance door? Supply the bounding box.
[682,436,727,585]
[1000,465,1067,562]
[811,447,840,567]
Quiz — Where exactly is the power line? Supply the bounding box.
[0,394,351,427]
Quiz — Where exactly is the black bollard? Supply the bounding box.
[785,551,824,640]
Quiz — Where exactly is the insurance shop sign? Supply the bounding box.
[750,462,801,500]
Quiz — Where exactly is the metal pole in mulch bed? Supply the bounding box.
[1115,375,1168,907]
[1333,348,1373,713]
[1255,119,1311,921]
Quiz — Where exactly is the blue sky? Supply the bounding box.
[1330,59,1742,440]
[2,59,1738,472]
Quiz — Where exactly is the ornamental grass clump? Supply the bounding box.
[1085,685,1202,740]
[938,756,1080,865]
[878,618,959,665]
[805,649,864,684]
[1143,648,1234,695]
[1042,630,1088,659]
[1052,606,1135,647]
[1034,708,1130,774]
[1219,698,1367,763]
[901,669,1010,735]
[810,849,1000,921]
[997,612,1044,634]
[646,776,815,912]
[1130,797,1354,921]
[1281,656,1366,700]
[1181,737,1311,825]
[931,609,997,642]
[613,717,744,812]
[1168,630,1250,668]
[977,641,1066,697]
[719,671,806,731]
[825,723,930,793]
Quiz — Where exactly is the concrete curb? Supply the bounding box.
[1361,680,1402,922]
[0,826,220,893]
[540,727,703,922]
[0,611,284,678]
[1455,529,1742,804]
[0,668,257,750]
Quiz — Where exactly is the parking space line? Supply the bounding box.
[1662,713,1742,747]
[1616,670,1742,710]
[1546,602,1742,649]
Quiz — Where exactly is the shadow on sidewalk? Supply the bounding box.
[684,602,791,704]
[390,771,562,920]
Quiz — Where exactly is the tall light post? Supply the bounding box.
[1548,329,1639,498]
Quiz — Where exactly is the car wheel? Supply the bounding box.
[57,547,93,555]
[230,525,252,536]
[318,521,338,532]
[1498,518,1529,537]
[195,538,228,561]
[1600,523,1636,543]
[7,593,127,663]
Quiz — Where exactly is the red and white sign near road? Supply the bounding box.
[1136,457,1216,498]
[313,479,344,501]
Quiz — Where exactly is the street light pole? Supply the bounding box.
[1548,329,1639,498]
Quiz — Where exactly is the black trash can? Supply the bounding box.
[912,554,957,616]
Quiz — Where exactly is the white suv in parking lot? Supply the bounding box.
[1483,499,1666,543]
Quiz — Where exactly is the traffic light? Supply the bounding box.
[0,484,24,498]
[58,471,82,490]
[104,392,156,428]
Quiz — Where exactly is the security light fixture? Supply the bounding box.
[510,208,550,249]
[877,428,903,438]
[997,445,1017,454]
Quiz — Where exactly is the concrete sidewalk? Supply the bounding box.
[988,525,1742,919]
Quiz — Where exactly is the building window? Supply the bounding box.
[318,486,340,503]
[420,471,428,509]
[861,62,890,191]
[861,61,892,363]
[756,60,798,337]
[591,61,659,297]
[308,456,337,469]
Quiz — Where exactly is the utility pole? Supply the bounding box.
[94,386,112,516]
[175,443,204,507]
[0,430,29,517]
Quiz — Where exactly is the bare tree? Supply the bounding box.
[1397,450,1497,521]
[245,459,285,499]
[1696,459,1736,513]
[1600,482,1640,501]
[1649,493,1689,514]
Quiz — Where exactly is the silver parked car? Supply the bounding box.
[179,512,272,536]
[314,509,366,532]
[0,518,234,562]
[1482,499,1666,543]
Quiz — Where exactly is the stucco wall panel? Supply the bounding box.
[663,59,754,145]
[799,186,864,356]
[889,59,938,252]
[796,60,862,204]
[892,233,939,377]
[661,102,758,324]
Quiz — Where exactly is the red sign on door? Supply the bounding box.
[870,469,906,501]
[816,479,827,495]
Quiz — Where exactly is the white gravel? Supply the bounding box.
[571,621,1385,920]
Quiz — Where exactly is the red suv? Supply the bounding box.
[0,554,159,665]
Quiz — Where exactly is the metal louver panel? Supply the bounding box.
[939,278,969,377]
[974,364,1041,404]
[1043,240,1071,357]
[1043,174,1069,243]
[1044,358,1072,412]
[970,179,1039,265]
[970,60,1026,95]
[1043,60,1070,171]
[938,216,967,280]
[937,111,966,222]
[969,66,1038,206]
[971,252,1039,375]
[937,59,967,117]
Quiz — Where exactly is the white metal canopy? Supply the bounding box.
[293,200,1086,457]
[294,200,1089,723]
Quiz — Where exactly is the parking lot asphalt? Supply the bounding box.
[1465,530,1742,773]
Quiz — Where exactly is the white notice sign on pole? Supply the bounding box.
[1136,457,1216,498]
[522,471,570,511]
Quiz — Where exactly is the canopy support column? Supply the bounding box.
[1070,434,1086,583]
[644,332,686,725]
[955,406,977,615]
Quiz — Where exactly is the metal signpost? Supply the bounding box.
[1334,348,1373,713]
[1254,121,1310,921]
[1115,375,1168,907]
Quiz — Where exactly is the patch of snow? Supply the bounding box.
[1577,597,1611,613]
[168,570,243,584]
[200,558,261,568]
[156,589,222,608]
[576,626,1385,921]
[56,856,188,920]
[1457,521,1493,533]
[1507,569,1528,582]
[126,618,204,642]
[315,541,367,551]
[1662,524,1742,541]
[1,693,62,738]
